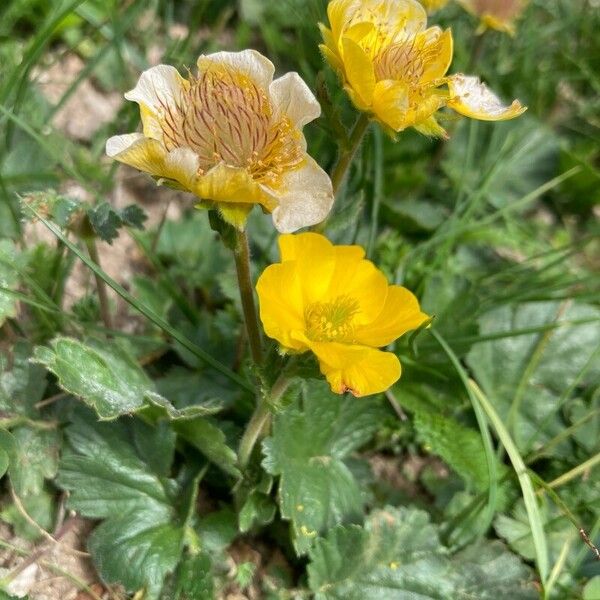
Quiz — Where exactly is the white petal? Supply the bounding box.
[105,133,144,157]
[124,65,184,111]
[197,49,275,91]
[270,157,334,233]
[447,74,526,121]
[270,72,321,128]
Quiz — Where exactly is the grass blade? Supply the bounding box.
[468,378,550,587]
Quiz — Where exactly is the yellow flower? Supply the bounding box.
[319,0,526,137]
[256,233,429,397]
[106,50,333,232]
[458,0,527,35]
[419,0,451,13]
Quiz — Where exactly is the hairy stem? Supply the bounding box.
[233,228,263,366]
[330,112,371,196]
[238,374,290,469]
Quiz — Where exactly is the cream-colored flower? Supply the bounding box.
[106,50,333,232]
[320,0,526,137]
[459,0,527,35]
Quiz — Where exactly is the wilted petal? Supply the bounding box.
[270,72,321,128]
[447,74,526,120]
[270,157,334,233]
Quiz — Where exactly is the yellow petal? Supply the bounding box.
[326,250,389,324]
[447,74,527,121]
[309,341,402,397]
[371,79,410,131]
[278,233,336,303]
[270,156,334,233]
[419,28,453,83]
[197,49,275,90]
[105,135,198,190]
[256,261,306,351]
[327,0,361,45]
[270,73,321,128]
[406,89,448,128]
[414,114,448,138]
[319,43,345,76]
[194,163,276,209]
[354,285,429,347]
[340,37,376,109]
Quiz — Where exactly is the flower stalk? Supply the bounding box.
[238,374,291,469]
[233,228,263,366]
[330,112,371,196]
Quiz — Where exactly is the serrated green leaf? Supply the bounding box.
[414,411,506,492]
[57,410,198,599]
[196,508,238,555]
[0,341,47,417]
[173,418,240,478]
[239,490,277,534]
[1,487,55,540]
[0,240,20,326]
[494,499,578,569]
[262,381,387,554]
[162,552,214,600]
[467,302,600,454]
[87,202,123,244]
[119,204,147,229]
[9,427,59,496]
[33,337,158,419]
[308,506,537,599]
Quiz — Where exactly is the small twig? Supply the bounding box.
[580,528,600,561]
[34,392,68,410]
[10,486,89,559]
[385,389,407,421]
[85,237,113,330]
[2,518,79,584]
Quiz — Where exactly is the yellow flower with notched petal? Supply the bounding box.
[458,0,527,35]
[319,0,526,137]
[106,50,333,232]
[256,233,429,397]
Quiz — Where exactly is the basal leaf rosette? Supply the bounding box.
[459,0,527,35]
[256,233,429,397]
[106,50,333,232]
[319,0,526,137]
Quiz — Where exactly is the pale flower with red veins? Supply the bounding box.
[106,50,333,232]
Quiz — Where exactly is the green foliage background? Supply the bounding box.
[0,0,599,598]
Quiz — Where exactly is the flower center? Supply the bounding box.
[304,295,360,343]
[374,41,424,85]
[159,67,304,185]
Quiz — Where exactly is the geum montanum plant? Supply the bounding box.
[104,0,526,530]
